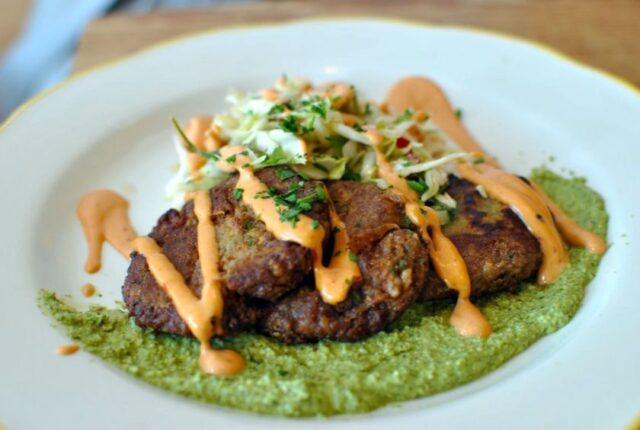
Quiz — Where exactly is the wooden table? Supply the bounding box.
[75,0,640,87]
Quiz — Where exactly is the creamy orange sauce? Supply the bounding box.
[55,345,79,356]
[215,145,360,304]
[324,83,354,109]
[180,116,224,174]
[458,163,570,284]
[182,116,212,173]
[80,283,96,298]
[313,200,361,304]
[77,190,138,274]
[386,76,499,167]
[531,182,606,255]
[132,189,245,376]
[385,75,605,275]
[366,129,491,337]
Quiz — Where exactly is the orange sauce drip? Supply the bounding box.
[385,75,605,269]
[313,199,361,304]
[80,283,96,298]
[386,76,499,167]
[180,116,224,174]
[531,182,606,255]
[77,190,138,273]
[458,163,570,284]
[215,145,360,304]
[132,190,245,376]
[55,345,79,356]
[366,129,491,337]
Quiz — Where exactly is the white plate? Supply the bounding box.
[1,19,638,430]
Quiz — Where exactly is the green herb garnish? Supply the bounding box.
[268,104,285,116]
[276,167,297,180]
[171,117,220,161]
[233,188,244,200]
[280,115,299,134]
[407,178,428,195]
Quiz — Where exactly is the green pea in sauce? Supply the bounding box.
[39,168,608,417]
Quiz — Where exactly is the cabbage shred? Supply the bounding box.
[167,76,477,223]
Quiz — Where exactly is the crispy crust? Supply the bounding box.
[259,182,428,344]
[122,174,542,342]
[122,167,329,336]
[420,176,542,301]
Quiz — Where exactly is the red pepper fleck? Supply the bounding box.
[396,137,410,148]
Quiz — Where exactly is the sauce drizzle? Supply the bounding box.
[366,129,491,337]
[215,145,360,304]
[531,182,606,255]
[81,283,96,298]
[458,163,570,284]
[386,76,499,166]
[181,116,224,174]
[55,345,80,356]
[385,75,606,272]
[77,190,138,273]
[131,190,245,376]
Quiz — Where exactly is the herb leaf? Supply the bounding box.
[407,178,428,195]
[279,115,299,134]
[276,167,297,180]
[171,117,220,161]
[233,188,244,200]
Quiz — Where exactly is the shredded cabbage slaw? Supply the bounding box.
[167,76,478,223]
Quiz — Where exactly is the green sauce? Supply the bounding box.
[38,168,608,417]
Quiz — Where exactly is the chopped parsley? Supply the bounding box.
[233,188,244,200]
[348,251,359,262]
[268,104,285,116]
[311,219,320,230]
[393,108,413,124]
[255,179,328,226]
[276,167,297,180]
[407,177,428,195]
[171,117,220,161]
[455,108,463,119]
[308,101,328,119]
[327,135,348,152]
[315,185,328,201]
[279,115,300,134]
[343,167,361,181]
[226,154,237,163]
[260,146,292,166]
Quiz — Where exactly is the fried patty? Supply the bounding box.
[420,176,542,301]
[260,182,428,344]
[122,167,330,336]
[123,173,542,342]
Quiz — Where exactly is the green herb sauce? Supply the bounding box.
[38,168,607,417]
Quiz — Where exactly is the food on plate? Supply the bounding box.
[40,75,607,416]
[421,176,542,300]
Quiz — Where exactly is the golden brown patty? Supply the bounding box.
[122,174,541,341]
[122,167,329,336]
[260,182,428,344]
[420,176,542,301]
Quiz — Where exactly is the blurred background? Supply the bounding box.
[1,0,639,121]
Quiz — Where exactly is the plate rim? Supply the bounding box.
[1,16,639,135]
[1,17,638,429]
